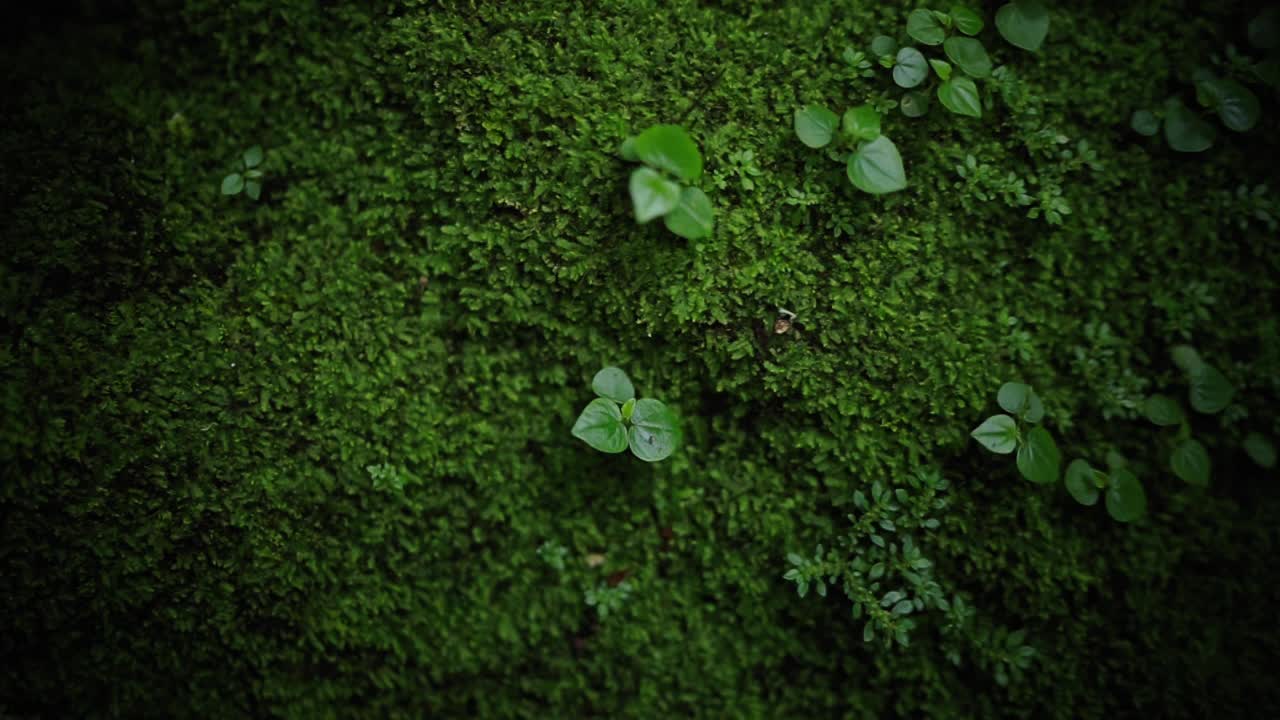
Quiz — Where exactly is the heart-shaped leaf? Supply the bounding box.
[572,398,628,453]
[1105,469,1146,522]
[847,136,907,195]
[944,37,993,78]
[998,382,1033,415]
[893,47,929,88]
[1244,432,1277,468]
[938,77,982,118]
[663,187,715,240]
[971,414,1018,454]
[951,6,984,35]
[1163,99,1215,153]
[592,367,635,402]
[1064,459,1100,506]
[907,8,947,45]
[901,91,931,118]
[1213,78,1260,132]
[1130,110,1160,136]
[1170,438,1211,486]
[996,0,1050,51]
[794,105,839,148]
[1017,426,1060,484]
[1188,364,1234,414]
[629,167,681,223]
[871,35,898,57]
[842,105,881,141]
[628,398,680,462]
[1142,394,1184,426]
[632,124,702,182]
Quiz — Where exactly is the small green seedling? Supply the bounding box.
[971,382,1061,485]
[221,145,265,200]
[572,367,681,462]
[794,103,907,194]
[1063,454,1147,523]
[1169,345,1235,415]
[619,125,715,240]
[1142,394,1211,487]
[869,5,1030,121]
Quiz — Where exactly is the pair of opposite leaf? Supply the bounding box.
[620,125,715,240]
[971,382,1060,485]
[1063,454,1147,523]
[571,367,681,462]
[793,104,907,195]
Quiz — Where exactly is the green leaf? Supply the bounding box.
[621,397,635,422]
[943,37,992,78]
[1188,364,1234,414]
[907,8,947,45]
[1105,469,1146,522]
[245,180,262,201]
[901,91,931,118]
[929,58,953,81]
[971,414,1018,454]
[1017,426,1060,485]
[1142,394,1184,426]
[628,398,680,462]
[1170,438,1211,486]
[592,367,635,402]
[997,382,1033,415]
[842,105,881,142]
[870,35,898,57]
[663,187,715,240]
[847,136,907,195]
[1163,99,1215,153]
[221,173,244,195]
[1249,7,1280,50]
[1064,459,1100,506]
[893,47,929,88]
[1213,79,1260,132]
[938,77,982,118]
[794,105,839,149]
[1170,345,1204,373]
[996,0,1050,51]
[243,145,264,168]
[632,124,702,182]
[629,167,681,223]
[1022,393,1044,424]
[571,398,628,454]
[950,6,984,35]
[1244,433,1277,468]
[619,136,639,161]
[1130,110,1160,136]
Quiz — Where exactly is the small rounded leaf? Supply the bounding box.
[1022,393,1045,424]
[244,180,262,201]
[592,367,635,402]
[996,0,1050,52]
[1188,364,1234,414]
[1170,438,1211,486]
[632,124,702,182]
[842,105,881,141]
[243,145,264,168]
[1105,469,1146,522]
[1130,110,1160,136]
[950,6,984,35]
[663,187,715,240]
[572,398,628,454]
[847,136,907,195]
[1142,395,1184,426]
[1017,426,1060,485]
[997,382,1033,415]
[938,77,982,118]
[870,35,898,57]
[794,105,839,149]
[1213,79,1260,132]
[901,91,931,118]
[907,8,947,45]
[221,173,244,195]
[1244,433,1277,468]
[1164,100,1216,153]
[628,398,680,462]
[893,47,930,88]
[629,167,681,223]
[944,37,993,78]
[971,414,1018,454]
[1064,459,1100,506]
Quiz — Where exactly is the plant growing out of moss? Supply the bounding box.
[1063,452,1147,523]
[1136,345,1237,486]
[971,382,1061,485]
[794,103,906,194]
[572,367,680,462]
[221,145,265,200]
[619,125,715,240]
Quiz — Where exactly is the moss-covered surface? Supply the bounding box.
[3,1,1279,717]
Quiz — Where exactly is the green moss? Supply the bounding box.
[2,1,1279,717]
